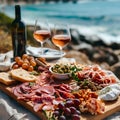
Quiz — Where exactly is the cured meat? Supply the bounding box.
[42,103,54,111]
[77,65,119,90]
[37,66,49,72]
[73,89,105,115]
[20,82,32,93]
[56,89,74,99]
[86,98,105,115]
[35,85,55,96]
[52,98,63,105]
[53,83,72,92]
[41,85,55,95]
[34,103,45,112]
[12,73,74,112]
[52,83,74,99]
[11,64,110,115]
[12,86,23,98]
[36,72,53,86]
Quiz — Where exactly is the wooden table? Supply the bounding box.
[0,83,120,120]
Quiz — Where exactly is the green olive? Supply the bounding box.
[52,64,71,74]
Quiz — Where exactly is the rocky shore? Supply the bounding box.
[65,28,120,80]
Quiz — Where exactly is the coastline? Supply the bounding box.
[0,0,77,6]
[0,10,120,120]
[1,1,120,47]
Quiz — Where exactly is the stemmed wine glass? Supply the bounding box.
[52,23,71,56]
[33,19,51,55]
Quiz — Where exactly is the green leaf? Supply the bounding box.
[29,82,35,87]
[71,72,79,81]
[30,71,39,75]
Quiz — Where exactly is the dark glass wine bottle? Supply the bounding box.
[11,5,26,59]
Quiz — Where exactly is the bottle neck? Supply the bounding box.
[15,5,21,20]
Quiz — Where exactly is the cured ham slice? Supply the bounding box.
[41,85,55,95]
[77,65,119,90]
[12,86,23,98]
[36,72,53,86]
[56,89,74,99]
[42,104,54,111]
[86,98,105,115]
[34,103,45,112]
[35,85,55,96]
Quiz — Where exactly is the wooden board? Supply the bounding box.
[0,83,120,120]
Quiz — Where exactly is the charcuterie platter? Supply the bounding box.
[0,54,120,120]
[0,83,120,120]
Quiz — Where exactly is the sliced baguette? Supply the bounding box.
[10,68,36,82]
[0,72,16,85]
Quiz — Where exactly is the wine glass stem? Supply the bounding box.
[41,42,44,55]
[59,47,63,57]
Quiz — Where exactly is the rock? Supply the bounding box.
[111,62,120,80]
[70,29,81,45]
[109,42,120,50]
[65,50,111,71]
[65,50,91,64]
[78,47,119,66]
[83,34,107,47]
[69,29,119,66]
[70,28,120,50]
[71,42,92,51]
[114,50,120,61]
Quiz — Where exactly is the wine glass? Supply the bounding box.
[33,19,51,55]
[52,23,71,56]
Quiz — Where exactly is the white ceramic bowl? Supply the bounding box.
[49,66,71,80]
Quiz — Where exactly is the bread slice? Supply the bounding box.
[0,72,16,85]
[10,68,36,82]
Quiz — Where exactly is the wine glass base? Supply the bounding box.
[27,46,66,60]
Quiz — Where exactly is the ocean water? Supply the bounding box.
[1,0,120,44]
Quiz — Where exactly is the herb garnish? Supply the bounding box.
[30,71,39,75]
[70,65,82,81]
[29,82,35,87]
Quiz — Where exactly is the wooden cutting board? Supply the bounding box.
[0,83,120,120]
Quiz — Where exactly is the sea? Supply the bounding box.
[1,0,120,45]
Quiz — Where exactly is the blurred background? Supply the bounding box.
[0,0,120,78]
[1,0,120,50]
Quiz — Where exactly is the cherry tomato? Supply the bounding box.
[28,56,34,61]
[28,66,34,71]
[12,63,19,69]
[22,54,29,60]
[17,59,23,66]
[22,63,29,70]
[23,59,30,65]
[15,57,21,63]
[30,60,36,67]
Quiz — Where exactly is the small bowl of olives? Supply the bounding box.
[49,64,71,80]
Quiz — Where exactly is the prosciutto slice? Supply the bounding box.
[12,71,74,112]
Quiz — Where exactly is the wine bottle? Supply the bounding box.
[11,5,26,59]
